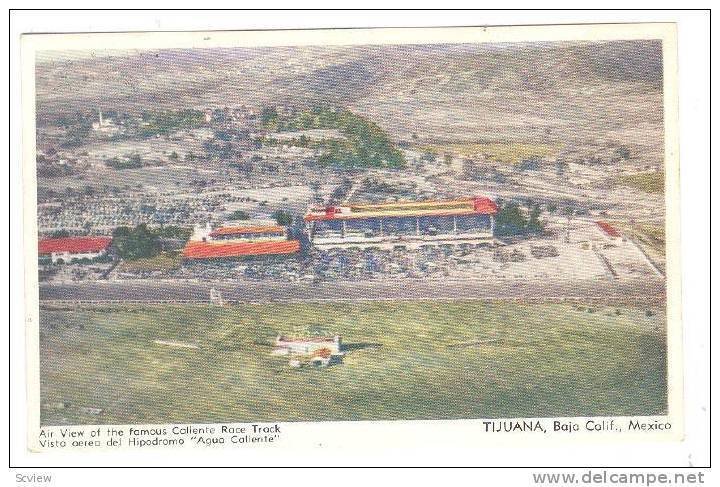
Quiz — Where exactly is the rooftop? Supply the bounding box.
[304,197,498,222]
[596,221,621,238]
[38,236,112,255]
[183,240,300,259]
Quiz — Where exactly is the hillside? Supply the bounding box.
[35,40,664,161]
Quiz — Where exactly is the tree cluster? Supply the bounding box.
[494,200,544,236]
[112,224,190,260]
[261,106,406,169]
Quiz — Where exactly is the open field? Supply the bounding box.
[616,222,666,258]
[116,253,183,274]
[40,300,666,425]
[419,141,563,163]
[616,171,665,194]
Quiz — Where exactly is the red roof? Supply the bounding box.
[596,221,621,238]
[209,225,286,238]
[472,196,498,214]
[38,236,112,255]
[183,240,300,259]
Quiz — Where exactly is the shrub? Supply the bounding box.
[228,210,250,220]
[272,210,293,226]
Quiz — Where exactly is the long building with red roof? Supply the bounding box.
[183,240,300,259]
[304,196,497,248]
[38,236,113,264]
[183,223,300,260]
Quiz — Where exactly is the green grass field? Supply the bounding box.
[419,141,562,163]
[115,252,183,273]
[617,171,665,194]
[39,300,666,425]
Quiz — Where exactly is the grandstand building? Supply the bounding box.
[182,223,300,260]
[304,196,498,249]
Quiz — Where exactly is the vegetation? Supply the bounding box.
[635,224,666,254]
[261,106,406,169]
[272,209,294,226]
[155,226,192,240]
[617,171,664,194]
[611,146,631,162]
[517,156,541,171]
[555,159,569,176]
[49,229,71,238]
[112,224,161,260]
[135,109,205,138]
[112,224,191,260]
[39,300,667,425]
[105,153,144,170]
[616,222,666,261]
[227,210,251,221]
[55,111,93,147]
[494,200,544,236]
[420,141,561,164]
[116,253,182,273]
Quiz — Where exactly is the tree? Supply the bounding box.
[260,106,406,169]
[527,204,544,233]
[495,201,527,235]
[612,146,631,162]
[260,106,279,129]
[494,201,544,236]
[112,224,162,260]
[228,210,250,220]
[272,210,293,226]
[106,153,143,170]
[555,160,569,177]
[50,229,71,238]
[422,152,437,163]
[518,157,541,172]
[129,153,143,166]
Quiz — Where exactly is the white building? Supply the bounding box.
[38,236,113,264]
[92,109,120,135]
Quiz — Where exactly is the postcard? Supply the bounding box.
[21,23,681,452]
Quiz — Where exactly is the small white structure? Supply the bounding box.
[191,222,213,242]
[209,288,225,306]
[272,335,344,367]
[92,109,120,135]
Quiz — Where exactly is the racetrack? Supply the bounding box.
[39,276,666,304]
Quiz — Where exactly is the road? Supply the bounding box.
[39,277,666,304]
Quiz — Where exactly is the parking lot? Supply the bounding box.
[55,216,656,286]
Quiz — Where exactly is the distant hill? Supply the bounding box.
[35,40,664,159]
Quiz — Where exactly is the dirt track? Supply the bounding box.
[39,276,666,304]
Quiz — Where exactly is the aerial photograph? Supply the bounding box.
[34,38,668,425]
